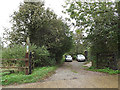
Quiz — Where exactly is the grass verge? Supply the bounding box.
[87,66,120,75]
[1,66,57,86]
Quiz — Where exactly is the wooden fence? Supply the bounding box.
[0,52,34,75]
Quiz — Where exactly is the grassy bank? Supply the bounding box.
[87,66,120,75]
[1,66,57,86]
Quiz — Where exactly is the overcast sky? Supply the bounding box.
[0,0,67,38]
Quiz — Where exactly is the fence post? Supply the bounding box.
[29,52,32,74]
[25,52,29,75]
[25,37,30,75]
[31,51,35,70]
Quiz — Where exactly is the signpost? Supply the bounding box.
[25,37,30,75]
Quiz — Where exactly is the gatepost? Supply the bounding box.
[25,37,30,75]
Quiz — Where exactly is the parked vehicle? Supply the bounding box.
[76,54,85,62]
[65,55,72,62]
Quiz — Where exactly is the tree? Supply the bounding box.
[7,1,56,45]
[64,0,118,50]
[4,1,73,63]
[64,0,118,68]
[70,29,85,55]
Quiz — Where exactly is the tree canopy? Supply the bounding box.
[64,0,118,52]
[64,0,119,68]
[4,1,73,63]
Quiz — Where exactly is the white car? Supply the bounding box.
[76,54,85,62]
[65,55,72,62]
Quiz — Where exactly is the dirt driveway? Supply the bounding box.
[3,61,118,88]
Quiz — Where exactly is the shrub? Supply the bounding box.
[72,55,76,60]
[32,45,56,67]
[2,44,56,67]
[2,44,26,67]
[2,44,26,59]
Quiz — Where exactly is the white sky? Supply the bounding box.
[0,0,67,38]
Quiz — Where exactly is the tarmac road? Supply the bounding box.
[3,61,118,88]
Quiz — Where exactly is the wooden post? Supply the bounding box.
[25,37,30,75]
[29,52,32,74]
[32,51,35,70]
[25,52,29,75]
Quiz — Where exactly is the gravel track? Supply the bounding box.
[3,61,118,88]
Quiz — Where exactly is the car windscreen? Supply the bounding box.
[67,56,71,58]
[77,55,84,57]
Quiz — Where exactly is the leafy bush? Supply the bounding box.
[59,57,65,65]
[2,44,26,59]
[72,55,76,60]
[32,45,56,67]
[2,44,56,67]
[2,44,26,67]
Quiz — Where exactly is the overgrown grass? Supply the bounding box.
[0,72,11,76]
[87,66,120,75]
[1,66,57,86]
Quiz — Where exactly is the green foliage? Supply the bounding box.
[59,58,65,65]
[67,29,87,55]
[31,45,56,67]
[1,66,57,85]
[4,1,73,64]
[72,55,76,60]
[7,1,57,45]
[2,44,56,67]
[64,1,118,69]
[72,30,85,55]
[0,72,11,76]
[2,44,26,67]
[2,44,26,59]
[88,66,120,75]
